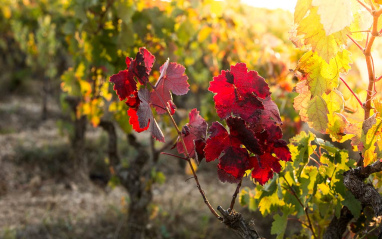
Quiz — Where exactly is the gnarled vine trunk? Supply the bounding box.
[100,120,153,239]
[65,96,87,170]
[324,160,382,238]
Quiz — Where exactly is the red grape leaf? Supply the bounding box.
[249,156,272,185]
[218,146,250,179]
[209,63,270,120]
[204,121,250,180]
[127,108,149,132]
[209,63,270,100]
[213,92,264,122]
[226,117,262,155]
[255,125,291,162]
[110,70,137,101]
[125,90,139,108]
[127,89,164,142]
[249,96,283,132]
[194,139,206,164]
[273,140,291,162]
[217,168,242,184]
[167,100,176,115]
[110,48,155,101]
[177,109,207,158]
[128,47,155,85]
[151,60,189,114]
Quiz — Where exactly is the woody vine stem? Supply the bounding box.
[350,1,382,120]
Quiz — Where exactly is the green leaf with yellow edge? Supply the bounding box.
[259,193,285,215]
[296,50,352,96]
[239,187,250,206]
[312,0,353,35]
[296,8,349,62]
[301,166,319,193]
[307,95,329,133]
[289,131,316,165]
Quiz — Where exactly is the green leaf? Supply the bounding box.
[271,213,288,238]
[342,191,361,218]
[118,22,135,49]
[117,0,135,23]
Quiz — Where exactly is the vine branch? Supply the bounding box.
[283,176,317,239]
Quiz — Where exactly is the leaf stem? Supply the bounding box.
[339,77,363,107]
[283,176,317,239]
[229,178,243,211]
[149,81,222,220]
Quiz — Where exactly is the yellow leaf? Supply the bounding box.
[350,9,373,41]
[297,8,349,62]
[185,159,197,175]
[364,144,376,166]
[294,0,312,23]
[327,113,354,142]
[322,90,344,113]
[312,0,353,35]
[198,26,212,42]
[317,183,330,195]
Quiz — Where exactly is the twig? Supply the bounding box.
[283,176,317,239]
[230,178,243,211]
[160,152,188,160]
